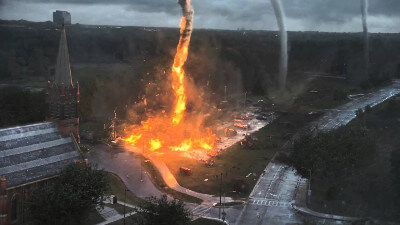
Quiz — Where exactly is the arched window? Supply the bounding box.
[11,194,20,222]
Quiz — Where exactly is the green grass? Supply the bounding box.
[159,109,315,198]
[141,158,203,204]
[107,173,146,206]
[79,207,106,225]
[190,218,226,225]
[105,203,134,215]
[78,173,141,225]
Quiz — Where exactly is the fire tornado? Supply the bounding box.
[122,0,217,159]
[172,0,194,125]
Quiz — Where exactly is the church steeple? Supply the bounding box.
[46,26,79,143]
[54,26,73,86]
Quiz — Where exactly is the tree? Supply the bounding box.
[27,164,110,225]
[0,86,46,128]
[290,121,376,179]
[29,48,50,79]
[391,149,400,205]
[6,50,19,78]
[132,195,191,225]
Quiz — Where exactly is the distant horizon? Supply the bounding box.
[2,18,400,35]
[1,0,400,33]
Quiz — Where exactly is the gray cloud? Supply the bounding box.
[1,0,400,32]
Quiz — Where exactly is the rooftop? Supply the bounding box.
[0,122,80,188]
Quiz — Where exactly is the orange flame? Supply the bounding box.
[122,1,216,159]
[171,17,190,125]
[122,134,142,145]
[149,139,162,151]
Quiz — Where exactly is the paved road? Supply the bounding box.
[87,144,163,199]
[314,80,400,131]
[236,80,400,225]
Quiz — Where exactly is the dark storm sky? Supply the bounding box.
[1,0,400,32]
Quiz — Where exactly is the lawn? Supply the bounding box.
[141,157,203,204]
[159,107,316,198]
[107,172,146,206]
[79,207,105,225]
[190,218,226,225]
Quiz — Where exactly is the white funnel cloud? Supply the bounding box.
[271,0,288,91]
[361,0,369,81]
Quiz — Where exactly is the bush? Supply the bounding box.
[27,164,110,225]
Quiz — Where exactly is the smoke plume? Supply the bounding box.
[270,0,288,91]
[177,0,194,53]
[361,0,369,81]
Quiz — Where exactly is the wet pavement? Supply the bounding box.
[87,144,163,199]
[88,80,400,224]
[236,80,400,225]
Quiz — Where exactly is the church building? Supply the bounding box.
[0,26,81,225]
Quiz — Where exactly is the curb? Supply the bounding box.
[292,204,364,222]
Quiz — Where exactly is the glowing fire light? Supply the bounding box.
[171,19,189,125]
[122,0,216,159]
[123,134,142,145]
[149,139,162,151]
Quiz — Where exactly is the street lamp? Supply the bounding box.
[123,189,127,225]
[222,191,236,222]
[218,172,223,220]
[307,169,312,204]
[224,85,227,101]
[244,92,247,111]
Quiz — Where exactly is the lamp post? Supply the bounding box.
[271,103,275,121]
[218,172,223,219]
[307,169,312,204]
[224,86,227,101]
[123,189,127,225]
[222,191,236,222]
[244,92,247,111]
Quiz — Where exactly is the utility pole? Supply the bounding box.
[224,86,227,101]
[218,172,223,219]
[141,138,144,182]
[307,169,312,204]
[244,92,247,111]
[113,109,117,140]
[123,189,127,225]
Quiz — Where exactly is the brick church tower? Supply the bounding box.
[46,26,80,142]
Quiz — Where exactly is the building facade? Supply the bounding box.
[53,10,71,26]
[0,27,81,225]
[46,26,80,143]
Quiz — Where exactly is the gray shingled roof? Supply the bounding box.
[0,122,80,188]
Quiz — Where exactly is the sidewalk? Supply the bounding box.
[96,201,137,225]
[292,178,363,222]
[292,204,363,222]
[148,155,233,205]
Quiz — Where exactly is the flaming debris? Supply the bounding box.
[122,0,218,159]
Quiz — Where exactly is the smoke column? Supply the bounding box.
[270,0,288,91]
[361,0,369,81]
[171,0,194,125]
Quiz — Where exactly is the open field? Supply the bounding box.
[157,106,318,198]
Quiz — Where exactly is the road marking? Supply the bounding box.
[249,198,290,208]
[192,205,211,216]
